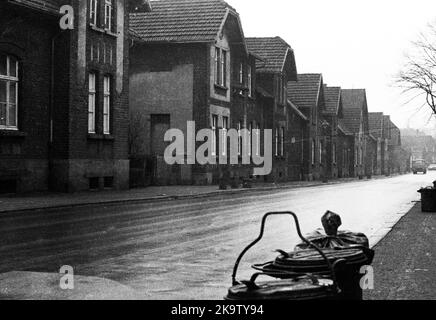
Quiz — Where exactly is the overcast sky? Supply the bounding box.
[230,0,436,132]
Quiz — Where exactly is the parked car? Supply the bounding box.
[428,164,436,171]
[412,160,427,174]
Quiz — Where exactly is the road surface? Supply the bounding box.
[0,172,433,299]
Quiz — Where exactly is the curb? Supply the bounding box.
[0,174,408,215]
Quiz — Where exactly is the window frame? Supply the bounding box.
[88,72,97,134]
[248,65,253,97]
[103,75,111,135]
[211,114,218,157]
[214,47,228,88]
[221,116,229,157]
[89,0,98,26]
[104,0,114,32]
[280,127,285,157]
[0,54,19,130]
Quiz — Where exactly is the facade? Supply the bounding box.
[368,112,384,175]
[245,37,299,182]
[288,74,326,181]
[323,86,343,179]
[340,89,370,178]
[129,0,259,186]
[0,0,130,193]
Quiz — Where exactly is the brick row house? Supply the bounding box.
[288,74,327,181]
[129,0,262,186]
[1,0,409,193]
[0,0,130,193]
[245,37,304,182]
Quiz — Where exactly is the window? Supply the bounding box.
[237,121,242,156]
[0,54,18,130]
[89,177,99,190]
[248,66,252,97]
[319,140,323,164]
[248,122,253,157]
[88,73,96,133]
[104,176,114,189]
[275,128,279,157]
[311,140,315,165]
[280,127,285,156]
[333,143,337,164]
[211,115,218,157]
[104,0,114,31]
[239,63,243,84]
[255,123,260,157]
[90,0,98,26]
[103,76,111,134]
[222,116,229,156]
[214,47,228,87]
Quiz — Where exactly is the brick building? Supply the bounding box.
[129,0,260,186]
[323,85,343,179]
[0,0,130,193]
[245,37,300,182]
[340,89,370,178]
[288,74,326,181]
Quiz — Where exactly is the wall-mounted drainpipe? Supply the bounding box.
[48,30,65,190]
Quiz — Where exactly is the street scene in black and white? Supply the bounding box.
[1,0,436,301]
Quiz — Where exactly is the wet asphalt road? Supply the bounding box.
[0,172,433,299]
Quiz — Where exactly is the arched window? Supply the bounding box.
[0,54,19,130]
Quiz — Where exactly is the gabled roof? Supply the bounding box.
[287,74,323,109]
[368,112,384,139]
[341,89,368,134]
[130,0,245,46]
[8,0,59,14]
[323,85,341,115]
[245,37,297,80]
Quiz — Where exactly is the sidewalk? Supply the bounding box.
[364,202,436,300]
[0,174,399,214]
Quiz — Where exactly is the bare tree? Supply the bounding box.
[397,22,436,114]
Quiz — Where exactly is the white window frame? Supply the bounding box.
[255,123,260,157]
[88,73,96,134]
[311,140,315,165]
[0,55,19,130]
[90,0,98,26]
[237,121,242,156]
[239,63,243,84]
[248,65,252,97]
[103,76,111,134]
[275,128,279,157]
[211,114,218,157]
[222,116,229,156]
[248,122,253,157]
[319,140,323,164]
[214,47,227,87]
[104,0,113,32]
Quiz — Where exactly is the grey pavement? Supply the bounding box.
[365,202,436,300]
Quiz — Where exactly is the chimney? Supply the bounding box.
[129,0,153,13]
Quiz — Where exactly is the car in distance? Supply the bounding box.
[428,164,436,171]
[412,159,427,174]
